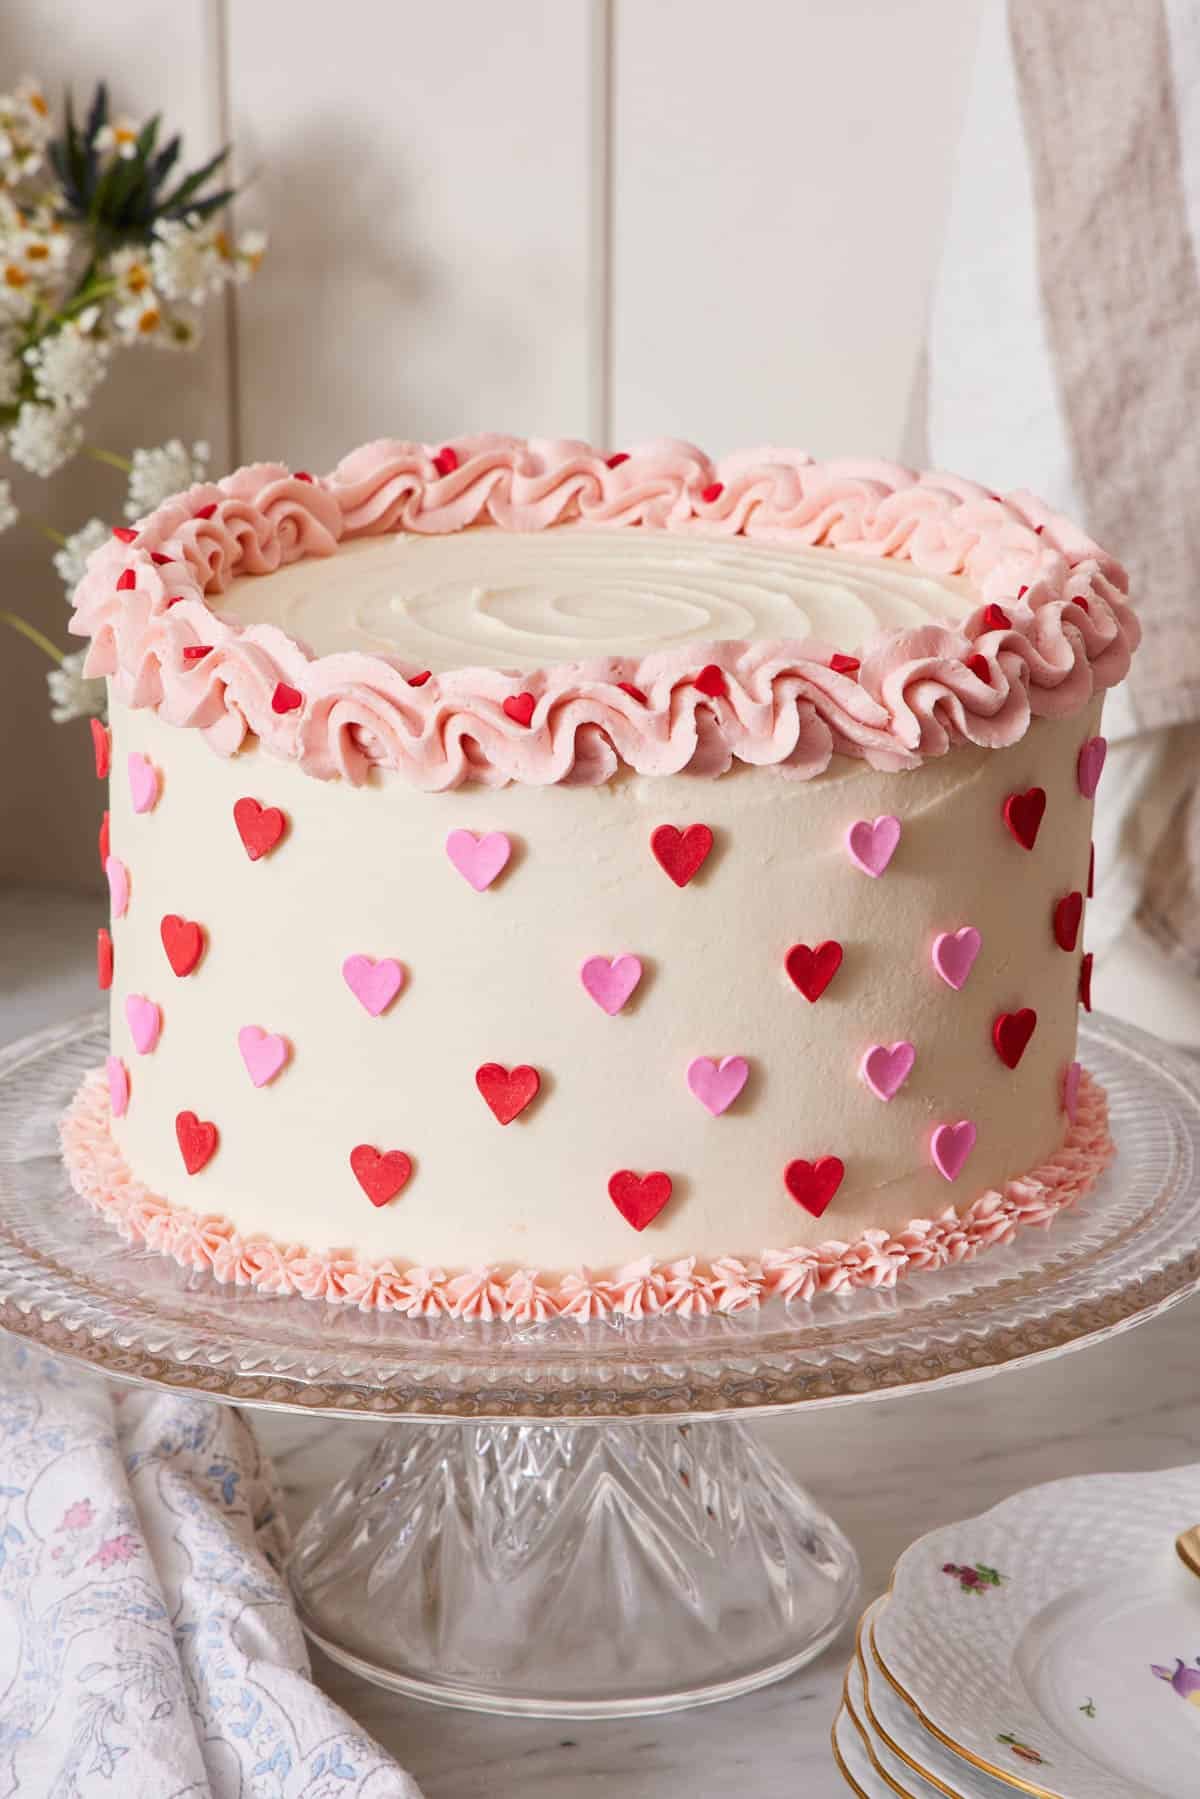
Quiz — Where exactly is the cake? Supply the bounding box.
[63,436,1136,1319]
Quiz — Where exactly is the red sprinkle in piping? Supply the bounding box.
[112,526,137,544]
[194,503,217,521]
[432,447,458,477]
[407,670,432,688]
[115,568,135,591]
[182,645,212,661]
[829,654,860,676]
[700,482,724,504]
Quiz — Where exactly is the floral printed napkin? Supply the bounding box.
[0,1333,423,1797]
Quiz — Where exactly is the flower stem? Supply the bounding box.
[24,518,68,547]
[85,445,131,474]
[0,611,66,664]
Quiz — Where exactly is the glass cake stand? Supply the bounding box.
[0,1013,1198,1718]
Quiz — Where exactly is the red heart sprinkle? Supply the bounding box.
[982,604,1011,632]
[176,1110,218,1175]
[475,1063,541,1125]
[182,645,212,661]
[161,914,205,977]
[116,568,136,591]
[503,692,536,727]
[432,446,458,477]
[785,940,843,1002]
[350,1144,413,1206]
[295,470,313,483]
[695,664,727,699]
[1003,787,1046,851]
[605,452,629,469]
[618,681,647,703]
[993,1008,1037,1069]
[271,681,303,714]
[784,1156,845,1218]
[98,810,110,868]
[966,653,991,683]
[90,718,110,779]
[1088,842,1095,898]
[829,654,860,675]
[97,927,113,990]
[165,595,185,607]
[150,552,171,566]
[1075,596,1090,614]
[608,1169,673,1231]
[1079,952,1094,1011]
[407,670,432,687]
[194,502,217,520]
[700,481,724,504]
[1017,585,1029,601]
[650,823,714,887]
[113,526,137,544]
[233,797,287,861]
[1034,523,1045,535]
[1053,891,1083,952]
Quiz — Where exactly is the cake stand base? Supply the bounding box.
[287,1415,858,1716]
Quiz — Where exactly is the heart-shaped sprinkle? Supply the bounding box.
[116,568,136,592]
[650,823,714,887]
[846,815,901,878]
[182,644,213,661]
[407,670,432,687]
[150,551,171,565]
[695,663,727,699]
[194,502,218,521]
[113,526,137,544]
[432,446,459,477]
[580,954,643,1015]
[784,1156,845,1218]
[105,855,130,919]
[608,1169,673,1230]
[1063,1060,1082,1123]
[931,1120,977,1182]
[785,940,843,1002]
[1077,735,1107,799]
[686,1055,749,1117]
[700,481,724,504]
[1003,788,1046,850]
[90,718,110,779]
[97,927,113,990]
[617,681,647,703]
[829,654,860,676]
[106,1056,129,1119]
[176,1110,218,1175]
[966,653,991,683]
[233,797,287,861]
[127,751,159,814]
[502,691,536,727]
[476,1063,540,1125]
[238,1025,290,1088]
[124,994,162,1055]
[342,955,406,1016]
[294,471,314,483]
[1079,952,1094,1011]
[931,927,981,991]
[271,680,303,714]
[446,829,511,891]
[993,1008,1037,1069]
[981,604,1011,632]
[350,1144,413,1206]
[161,913,205,977]
[1053,891,1083,952]
[98,810,110,867]
[860,1041,916,1103]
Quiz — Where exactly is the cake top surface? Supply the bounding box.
[70,434,1139,790]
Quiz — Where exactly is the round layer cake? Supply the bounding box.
[64,437,1137,1318]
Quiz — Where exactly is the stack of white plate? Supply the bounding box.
[832,1466,1200,1797]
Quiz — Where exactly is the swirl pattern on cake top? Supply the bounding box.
[69,434,1140,790]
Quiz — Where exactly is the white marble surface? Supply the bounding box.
[4,883,1200,1798]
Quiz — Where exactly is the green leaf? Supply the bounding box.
[168,186,235,222]
[148,133,181,196]
[159,144,230,216]
[84,81,109,146]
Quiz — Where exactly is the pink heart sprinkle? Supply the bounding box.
[861,1041,916,1103]
[846,814,901,878]
[931,1120,977,1183]
[127,751,159,814]
[124,994,161,1055]
[580,955,643,1015]
[1077,735,1107,799]
[106,1055,129,1118]
[686,1055,749,1117]
[931,927,982,991]
[105,856,130,918]
[1063,1060,1082,1124]
[238,1025,290,1088]
[342,955,406,1017]
[445,829,512,892]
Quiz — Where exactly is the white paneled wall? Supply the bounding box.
[0,0,981,890]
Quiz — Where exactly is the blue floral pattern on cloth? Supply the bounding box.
[0,1335,423,1796]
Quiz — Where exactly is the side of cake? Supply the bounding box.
[64,438,1136,1317]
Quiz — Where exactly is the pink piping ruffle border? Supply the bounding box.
[68,436,1140,791]
[60,1069,1114,1320]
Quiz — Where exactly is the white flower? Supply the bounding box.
[230,228,268,283]
[47,648,105,724]
[112,291,167,345]
[25,321,110,411]
[125,438,210,519]
[95,117,141,161]
[0,264,34,322]
[150,217,225,305]
[8,401,83,477]
[0,479,17,533]
[53,517,109,593]
[108,245,155,301]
